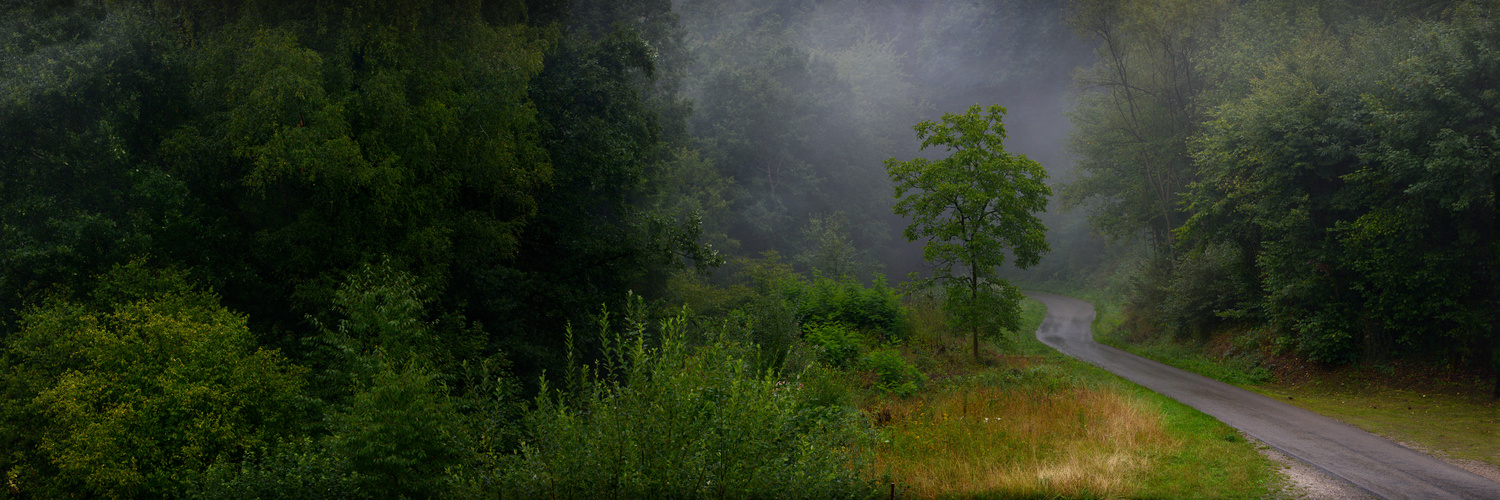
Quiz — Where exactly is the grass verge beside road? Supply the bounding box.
[1251,374,1499,471]
[1087,296,1499,473]
[874,297,1281,499]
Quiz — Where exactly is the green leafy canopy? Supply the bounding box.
[884,104,1050,358]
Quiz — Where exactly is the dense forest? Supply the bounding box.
[0,0,1077,497]
[2,0,1498,497]
[1059,0,1500,398]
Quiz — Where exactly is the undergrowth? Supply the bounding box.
[504,308,879,499]
[872,296,1280,499]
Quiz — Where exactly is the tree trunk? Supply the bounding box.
[971,283,981,362]
[972,261,982,363]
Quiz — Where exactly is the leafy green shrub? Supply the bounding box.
[797,276,907,340]
[306,261,491,403]
[328,362,471,499]
[1,261,308,498]
[804,321,863,368]
[186,439,361,500]
[503,310,877,499]
[903,293,950,348]
[861,349,926,398]
[797,362,854,409]
[187,265,505,500]
[1296,311,1358,365]
[715,253,811,371]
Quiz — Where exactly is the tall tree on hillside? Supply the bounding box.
[885,105,1051,360]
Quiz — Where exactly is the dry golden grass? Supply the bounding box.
[875,383,1177,499]
[868,296,1280,499]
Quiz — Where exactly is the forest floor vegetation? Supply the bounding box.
[871,297,1282,499]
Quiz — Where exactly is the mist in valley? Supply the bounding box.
[5,1,1500,497]
[671,0,1100,284]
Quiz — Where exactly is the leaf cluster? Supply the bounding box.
[885,104,1050,350]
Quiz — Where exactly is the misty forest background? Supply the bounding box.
[1,0,1498,498]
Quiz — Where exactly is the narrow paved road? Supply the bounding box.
[1027,292,1500,500]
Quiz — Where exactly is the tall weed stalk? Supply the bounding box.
[503,307,878,499]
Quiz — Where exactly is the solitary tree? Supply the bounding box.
[885,105,1051,360]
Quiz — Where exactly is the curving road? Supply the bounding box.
[1027,292,1500,500]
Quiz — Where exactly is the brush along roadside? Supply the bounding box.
[868,297,1281,499]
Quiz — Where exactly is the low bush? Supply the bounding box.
[902,293,950,349]
[797,362,855,408]
[861,349,926,398]
[804,321,863,368]
[798,276,908,340]
[501,309,878,499]
[186,439,360,500]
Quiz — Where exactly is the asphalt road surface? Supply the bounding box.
[1027,292,1500,500]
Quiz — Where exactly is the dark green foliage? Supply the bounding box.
[1073,0,1500,395]
[1157,243,1258,340]
[328,363,471,499]
[1,0,722,390]
[860,348,926,398]
[183,264,516,500]
[0,4,193,330]
[457,5,720,379]
[0,261,308,498]
[667,252,809,371]
[803,322,862,368]
[886,105,1051,359]
[303,261,489,405]
[797,275,907,340]
[502,309,878,499]
[668,252,911,371]
[1177,0,1500,366]
[187,439,361,500]
[162,4,554,336]
[0,0,576,354]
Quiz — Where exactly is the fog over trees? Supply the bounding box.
[676,0,1091,281]
[1,0,1496,497]
[1061,0,1500,398]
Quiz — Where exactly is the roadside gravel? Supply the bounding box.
[1250,433,1371,500]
